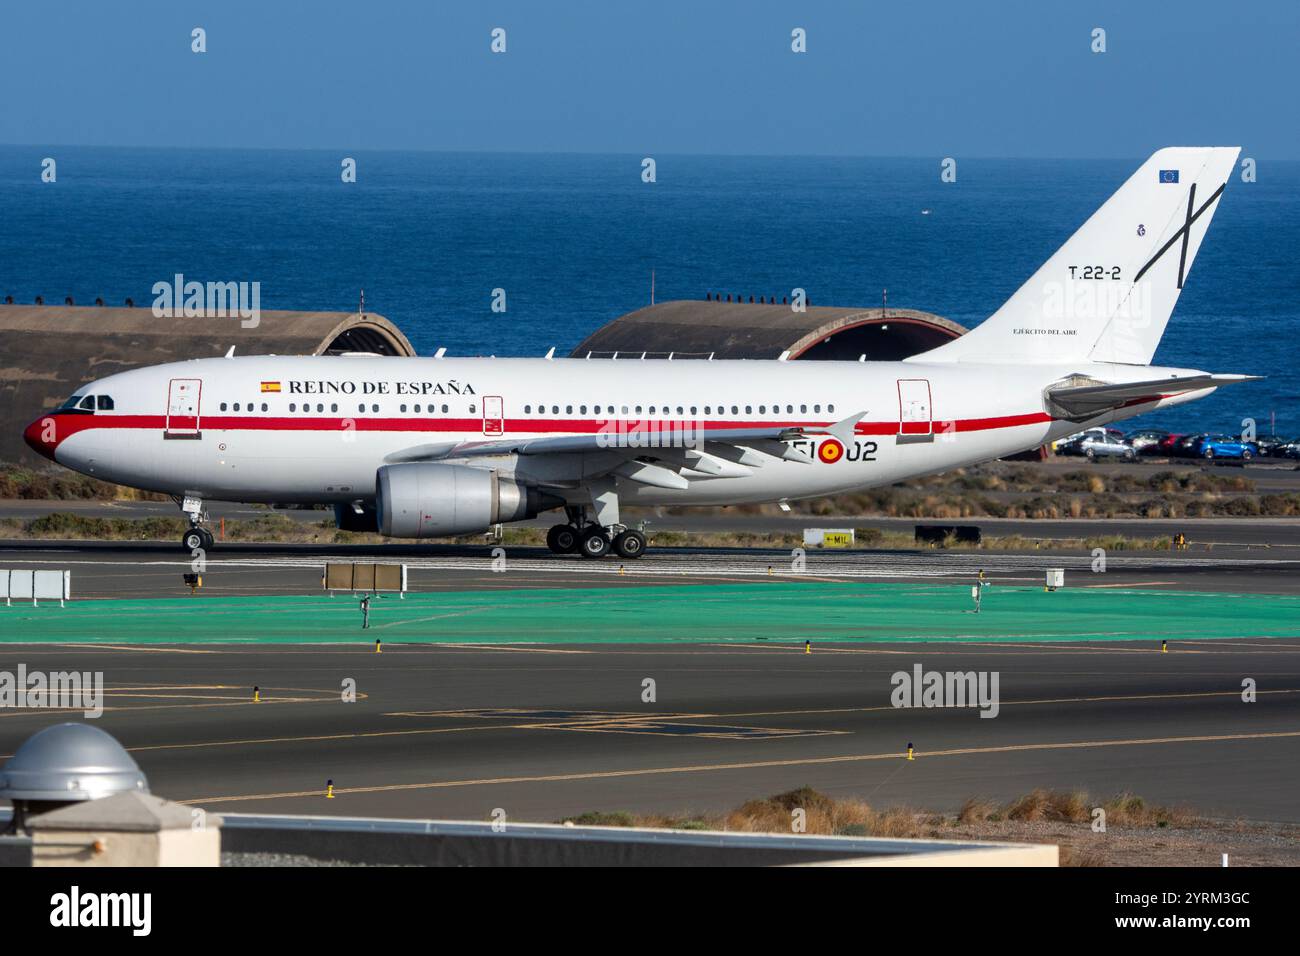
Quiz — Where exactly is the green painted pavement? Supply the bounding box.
[1,582,1297,644]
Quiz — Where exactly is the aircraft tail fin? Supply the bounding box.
[912,147,1240,366]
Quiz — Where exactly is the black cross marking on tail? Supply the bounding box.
[1133,180,1227,289]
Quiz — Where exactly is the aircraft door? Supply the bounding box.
[897,378,933,442]
[482,395,504,436]
[165,378,202,439]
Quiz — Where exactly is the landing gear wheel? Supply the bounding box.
[579,526,611,559]
[182,528,210,552]
[612,529,647,559]
[547,524,579,554]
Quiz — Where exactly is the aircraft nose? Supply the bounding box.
[23,415,59,461]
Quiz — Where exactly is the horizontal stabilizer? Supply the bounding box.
[1046,373,1260,419]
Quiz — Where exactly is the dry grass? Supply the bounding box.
[0,513,1183,552]
[557,786,1214,866]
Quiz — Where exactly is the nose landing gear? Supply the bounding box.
[175,495,214,552]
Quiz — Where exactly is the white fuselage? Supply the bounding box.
[29,354,1211,514]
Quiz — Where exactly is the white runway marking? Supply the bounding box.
[3,548,1297,583]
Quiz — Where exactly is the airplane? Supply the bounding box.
[24,147,1259,559]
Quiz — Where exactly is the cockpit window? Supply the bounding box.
[96,395,114,411]
[77,395,96,411]
[59,394,85,409]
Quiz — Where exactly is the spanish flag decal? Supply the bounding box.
[260,381,281,393]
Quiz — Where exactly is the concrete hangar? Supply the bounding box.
[0,298,965,465]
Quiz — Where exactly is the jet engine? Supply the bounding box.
[375,463,562,538]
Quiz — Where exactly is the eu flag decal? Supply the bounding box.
[1159,169,1180,184]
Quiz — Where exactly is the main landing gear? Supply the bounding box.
[175,496,214,552]
[546,508,646,560]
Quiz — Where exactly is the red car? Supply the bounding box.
[1155,433,1184,456]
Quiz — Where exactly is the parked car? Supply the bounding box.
[1249,434,1287,457]
[1076,432,1138,461]
[1124,429,1170,454]
[1195,434,1260,460]
[1154,433,1185,456]
[1279,438,1300,460]
[1171,433,1209,458]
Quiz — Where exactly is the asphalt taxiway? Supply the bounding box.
[2,641,1297,824]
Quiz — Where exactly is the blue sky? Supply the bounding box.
[2,0,1296,158]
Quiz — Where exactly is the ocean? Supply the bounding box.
[1,146,1296,436]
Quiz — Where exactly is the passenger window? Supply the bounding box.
[580,405,587,414]
[566,405,573,414]
[469,404,476,414]
[731,406,738,415]
[814,404,821,413]
[261,403,268,412]
[317,403,324,413]
[234,403,241,412]
[220,402,229,412]
[371,404,379,413]
[358,403,366,413]
[415,404,422,413]
[289,403,296,412]
[524,405,531,414]
[800,404,807,414]
[331,403,338,413]
[400,404,408,413]
[828,404,835,413]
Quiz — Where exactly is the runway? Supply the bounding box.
[3,534,1299,599]
[2,641,1298,824]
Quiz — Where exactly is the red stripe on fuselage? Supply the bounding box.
[38,410,1061,445]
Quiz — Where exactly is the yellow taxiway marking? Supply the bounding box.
[1081,581,1177,588]
[704,687,1300,720]
[46,643,220,654]
[182,727,1300,805]
[0,723,541,761]
[386,688,1300,725]
[421,644,595,654]
[699,641,1268,656]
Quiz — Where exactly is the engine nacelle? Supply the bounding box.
[375,463,560,538]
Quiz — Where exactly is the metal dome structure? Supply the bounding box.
[0,723,148,830]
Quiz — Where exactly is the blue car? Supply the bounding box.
[1195,434,1260,460]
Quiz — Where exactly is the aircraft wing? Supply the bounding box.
[1045,374,1260,420]
[383,412,867,489]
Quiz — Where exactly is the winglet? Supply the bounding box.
[825,411,867,442]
